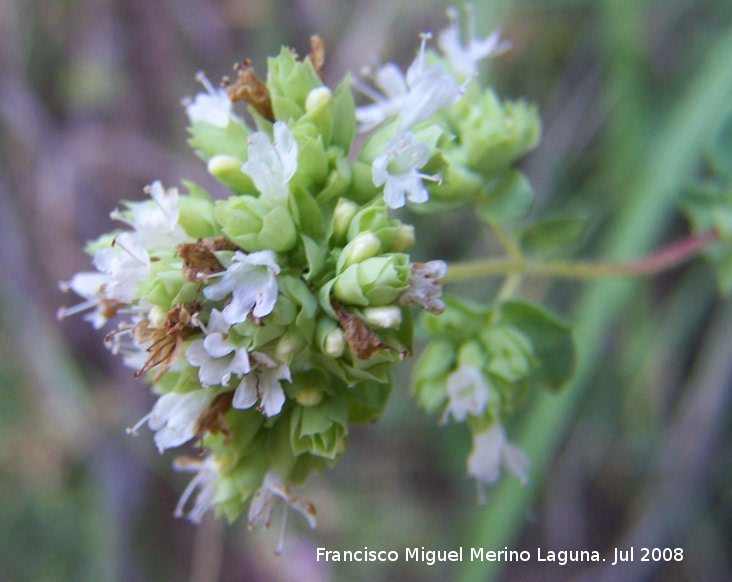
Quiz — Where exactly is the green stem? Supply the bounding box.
[445,229,718,283]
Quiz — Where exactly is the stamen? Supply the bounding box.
[112,236,148,266]
[56,299,97,320]
[109,208,133,227]
[195,71,217,95]
[415,32,433,73]
[275,504,289,556]
[126,412,151,435]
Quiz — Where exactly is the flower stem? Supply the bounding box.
[445,229,719,283]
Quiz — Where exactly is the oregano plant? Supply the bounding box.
[57,5,724,553]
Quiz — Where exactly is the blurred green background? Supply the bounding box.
[2,0,732,580]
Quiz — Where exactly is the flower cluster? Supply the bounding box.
[413,296,575,498]
[59,7,543,541]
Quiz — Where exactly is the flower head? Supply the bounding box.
[186,309,251,386]
[468,423,529,502]
[242,121,298,199]
[438,5,511,77]
[372,131,439,208]
[203,250,280,325]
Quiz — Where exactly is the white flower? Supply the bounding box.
[248,470,317,555]
[399,260,448,314]
[444,365,489,422]
[185,71,235,128]
[92,232,150,303]
[355,33,462,132]
[242,121,298,199]
[468,423,529,501]
[438,5,511,77]
[173,456,220,524]
[203,250,280,325]
[57,272,119,329]
[127,390,214,453]
[233,352,291,418]
[372,131,438,208]
[186,309,251,386]
[110,181,191,249]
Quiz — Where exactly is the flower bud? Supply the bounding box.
[333,253,411,306]
[390,224,416,252]
[362,306,402,329]
[324,327,346,357]
[295,387,324,406]
[342,232,382,267]
[268,47,324,121]
[207,154,255,195]
[332,199,358,243]
[305,86,332,113]
[215,195,296,252]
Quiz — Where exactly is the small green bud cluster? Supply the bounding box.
[58,6,545,542]
[413,296,575,495]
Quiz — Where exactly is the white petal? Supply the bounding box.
[203,333,235,359]
[467,425,504,485]
[232,377,258,409]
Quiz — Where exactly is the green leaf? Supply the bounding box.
[477,170,534,225]
[518,215,588,256]
[499,300,576,391]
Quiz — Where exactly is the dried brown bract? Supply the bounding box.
[195,391,234,443]
[332,300,389,360]
[132,302,201,381]
[309,35,326,82]
[226,60,274,122]
[177,237,237,283]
